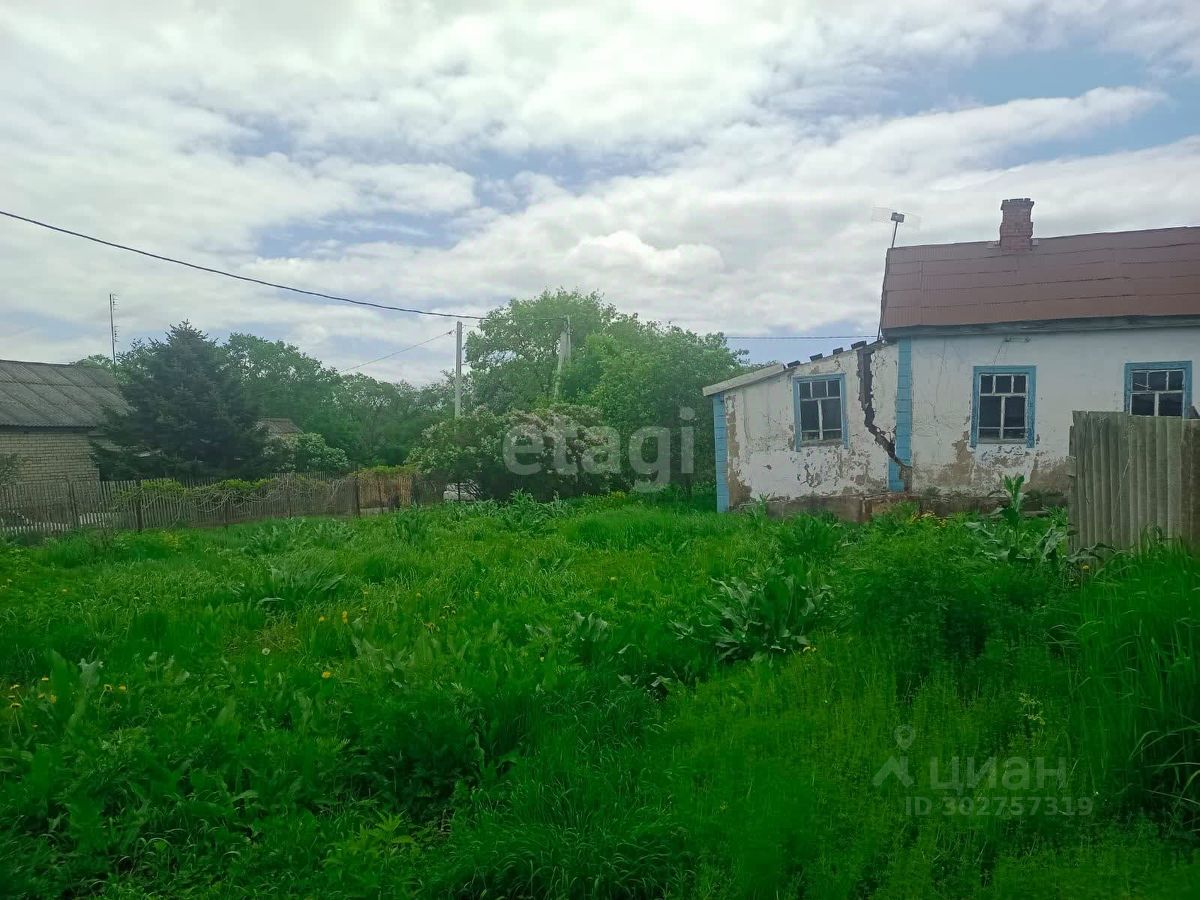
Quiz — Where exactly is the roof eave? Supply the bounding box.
[703,363,790,396]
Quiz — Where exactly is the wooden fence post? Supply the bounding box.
[352,475,361,517]
[67,478,79,529]
[135,480,144,532]
[284,474,293,518]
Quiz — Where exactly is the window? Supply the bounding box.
[972,366,1035,447]
[793,375,847,447]
[1126,362,1192,418]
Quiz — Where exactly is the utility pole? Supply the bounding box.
[454,320,463,418]
[553,315,572,399]
[108,293,118,365]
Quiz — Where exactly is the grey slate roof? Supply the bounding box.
[260,417,302,437]
[0,359,125,428]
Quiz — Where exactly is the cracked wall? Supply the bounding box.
[723,345,897,505]
[718,326,1200,509]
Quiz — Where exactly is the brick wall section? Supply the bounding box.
[0,429,101,481]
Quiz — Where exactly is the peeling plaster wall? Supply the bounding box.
[908,328,1200,494]
[723,345,898,504]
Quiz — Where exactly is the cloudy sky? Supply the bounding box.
[2,1,1199,382]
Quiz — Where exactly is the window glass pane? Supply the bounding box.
[1149,371,1167,391]
[1003,396,1025,428]
[1130,393,1155,416]
[978,427,1000,440]
[1159,392,1184,417]
[1131,370,1149,391]
[994,375,1012,393]
[979,374,993,393]
[1002,426,1026,440]
[1012,374,1026,394]
[1168,370,1184,391]
[799,399,819,433]
[826,378,840,397]
[811,380,827,398]
[797,381,811,400]
[979,395,1002,429]
[801,431,821,441]
[820,398,842,438]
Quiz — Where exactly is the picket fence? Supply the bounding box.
[0,470,440,538]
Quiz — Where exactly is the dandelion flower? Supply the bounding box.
[49,694,57,704]
[40,676,49,682]
[321,670,332,679]
[318,615,326,623]
[118,684,127,693]
[341,610,348,624]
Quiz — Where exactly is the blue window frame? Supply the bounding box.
[971,366,1035,448]
[1125,361,1192,418]
[793,373,848,448]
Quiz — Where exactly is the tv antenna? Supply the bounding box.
[871,207,921,247]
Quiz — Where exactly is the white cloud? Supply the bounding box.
[0,1,1198,380]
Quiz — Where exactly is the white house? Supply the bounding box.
[704,199,1200,516]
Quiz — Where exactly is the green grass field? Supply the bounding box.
[1,496,1197,897]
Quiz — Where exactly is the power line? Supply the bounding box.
[0,208,874,340]
[725,334,875,340]
[0,208,486,320]
[342,329,455,372]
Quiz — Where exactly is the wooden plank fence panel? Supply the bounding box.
[1069,411,1198,551]
[0,471,441,540]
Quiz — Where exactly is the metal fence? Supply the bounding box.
[0,471,440,539]
[1069,411,1200,550]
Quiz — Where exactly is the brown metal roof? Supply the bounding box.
[880,226,1200,334]
[0,359,125,428]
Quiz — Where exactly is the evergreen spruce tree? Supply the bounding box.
[94,322,269,480]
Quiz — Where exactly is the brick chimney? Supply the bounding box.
[999,198,1034,252]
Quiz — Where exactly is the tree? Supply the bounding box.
[409,403,613,500]
[331,374,452,466]
[224,333,452,467]
[224,334,342,438]
[93,323,269,480]
[465,289,622,411]
[267,432,351,474]
[584,326,743,489]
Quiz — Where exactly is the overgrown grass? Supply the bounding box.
[0,496,1196,897]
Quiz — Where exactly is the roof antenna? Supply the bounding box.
[871,207,921,341]
[871,207,921,247]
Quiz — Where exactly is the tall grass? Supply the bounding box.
[0,494,1196,896]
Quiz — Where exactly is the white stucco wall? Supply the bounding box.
[907,326,1200,494]
[722,345,898,506]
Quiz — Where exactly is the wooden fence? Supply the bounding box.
[0,471,440,539]
[1068,411,1200,550]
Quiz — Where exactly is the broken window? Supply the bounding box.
[1128,365,1189,418]
[794,376,845,445]
[975,369,1033,444]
